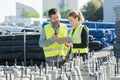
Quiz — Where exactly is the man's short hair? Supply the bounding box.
[48,8,58,17]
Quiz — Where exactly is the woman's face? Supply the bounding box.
[68,16,79,27]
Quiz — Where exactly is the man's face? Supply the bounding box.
[50,12,60,25]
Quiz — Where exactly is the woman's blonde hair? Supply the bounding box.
[68,10,85,23]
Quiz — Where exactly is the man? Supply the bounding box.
[39,8,70,67]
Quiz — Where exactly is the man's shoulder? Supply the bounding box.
[44,23,51,28]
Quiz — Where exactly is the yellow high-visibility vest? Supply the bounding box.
[69,24,89,54]
[43,23,69,58]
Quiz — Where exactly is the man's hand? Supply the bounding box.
[52,34,58,40]
[64,41,72,47]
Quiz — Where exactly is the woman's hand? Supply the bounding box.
[64,41,72,47]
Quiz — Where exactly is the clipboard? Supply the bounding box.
[56,37,72,44]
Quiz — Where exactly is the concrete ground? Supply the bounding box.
[94,46,113,58]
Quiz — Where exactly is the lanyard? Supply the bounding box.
[71,29,75,37]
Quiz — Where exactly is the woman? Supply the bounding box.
[64,10,89,61]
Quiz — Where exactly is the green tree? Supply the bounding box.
[24,11,39,18]
[43,9,71,19]
[81,0,103,21]
[60,9,71,19]
[43,10,49,18]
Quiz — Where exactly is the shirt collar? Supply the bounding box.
[51,22,60,28]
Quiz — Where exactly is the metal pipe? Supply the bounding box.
[4,66,6,75]
[39,65,42,76]
[70,61,72,72]
[52,60,54,71]
[95,61,98,71]
[92,50,94,56]
[35,64,37,72]
[75,53,77,58]
[117,59,119,74]
[98,60,100,68]
[22,61,24,66]
[57,59,59,68]
[24,30,27,67]
[78,50,80,57]
[89,51,92,57]
[45,63,48,74]
[30,74,33,80]
[61,66,63,75]
[6,72,8,80]
[68,75,71,80]
[74,59,76,67]
[92,60,95,72]
[30,59,33,66]
[25,67,27,75]
[41,62,44,68]
[84,55,86,61]
[14,59,17,67]
[115,64,117,76]
[10,73,12,80]
[65,64,67,73]
[5,61,8,67]
[21,62,24,78]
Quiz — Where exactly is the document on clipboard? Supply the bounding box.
[56,37,72,44]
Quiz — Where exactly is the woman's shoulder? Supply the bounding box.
[82,24,89,31]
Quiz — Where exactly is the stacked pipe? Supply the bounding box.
[0,32,45,65]
[89,35,103,51]
[0,32,104,66]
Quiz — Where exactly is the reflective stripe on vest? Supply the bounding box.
[69,24,89,54]
[43,23,69,58]
[44,47,69,52]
